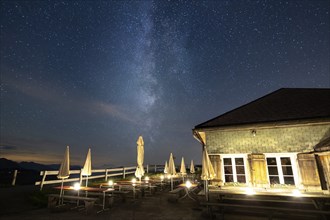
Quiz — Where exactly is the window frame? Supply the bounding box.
[220,154,249,184]
[264,153,298,186]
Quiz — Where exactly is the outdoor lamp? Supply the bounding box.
[108,180,114,187]
[167,174,171,180]
[145,176,149,182]
[132,178,137,184]
[185,180,192,189]
[160,175,164,181]
[73,182,81,190]
[131,178,137,187]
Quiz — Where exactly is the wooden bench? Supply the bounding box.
[85,192,115,208]
[140,185,158,196]
[111,190,130,202]
[48,194,98,214]
[201,202,330,220]
[117,186,142,199]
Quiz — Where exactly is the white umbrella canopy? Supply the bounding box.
[190,160,195,174]
[201,146,215,180]
[168,153,176,176]
[57,146,70,204]
[168,153,176,190]
[135,136,145,181]
[180,157,187,175]
[81,148,92,187]
[201,146,216,202]
[57,146,70,179]
[164,161,168,174]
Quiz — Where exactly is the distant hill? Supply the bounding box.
[0,158,20,170]
[0,158,81,171]
[19,161,51,171]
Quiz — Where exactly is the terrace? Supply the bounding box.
[1,169,329,220]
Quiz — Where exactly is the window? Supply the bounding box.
[266,156,295,185]
[223,157,246,183]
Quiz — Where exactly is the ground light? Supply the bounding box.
[292,189,301,197]
[245,187,256,195]
[108,180,114,188]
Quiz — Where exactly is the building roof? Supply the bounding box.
[314,137,330,152]
[195,88,330,129]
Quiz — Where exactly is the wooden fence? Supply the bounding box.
[35,164,165,190]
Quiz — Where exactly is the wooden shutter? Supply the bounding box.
[209,155,222,185]
[317,153,330,190]
[297,153,321,187]
[248,154,268,187]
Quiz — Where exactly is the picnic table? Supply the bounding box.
[53,186,114,213]
[167,182,200,202]
[100,180,157,198]
[177,182,199,201]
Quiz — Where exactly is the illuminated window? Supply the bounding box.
[223,157,246,183]
[266,156,295,185]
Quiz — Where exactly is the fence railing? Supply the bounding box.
[35,164,165,190]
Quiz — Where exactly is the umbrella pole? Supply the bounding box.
[59,180,64,205]
[171,177,173,191]
[205,180,212,217]
[205,180,209,202]
[85,176,88,197]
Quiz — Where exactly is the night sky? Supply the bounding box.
[1,0,329,167]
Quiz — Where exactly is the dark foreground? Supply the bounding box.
[0,185,326,220]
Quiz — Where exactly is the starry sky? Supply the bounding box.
[1,0,329,167]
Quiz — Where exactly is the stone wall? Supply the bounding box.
[206,123,330,154]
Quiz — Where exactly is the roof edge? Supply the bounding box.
[193,118,330,132]
[194,88,330,129]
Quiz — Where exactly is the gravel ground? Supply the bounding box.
[0,185,323,220]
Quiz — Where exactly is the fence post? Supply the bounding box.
[105,169,108,181]
[11,170,18,186]
[123,167,126,179]
[40,171,47,191]
[146,165,149,173]
[154,164,157,173]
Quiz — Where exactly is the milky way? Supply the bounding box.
[1,0,329,166]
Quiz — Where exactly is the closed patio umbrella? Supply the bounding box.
[168,153,176,190]
[180,157,186,181]
[135,136,145,182]
[201,146,215,201]
[190,160,195,174]
[164,161,168,174]
[57,146,70,203]
[81,148,92,187]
